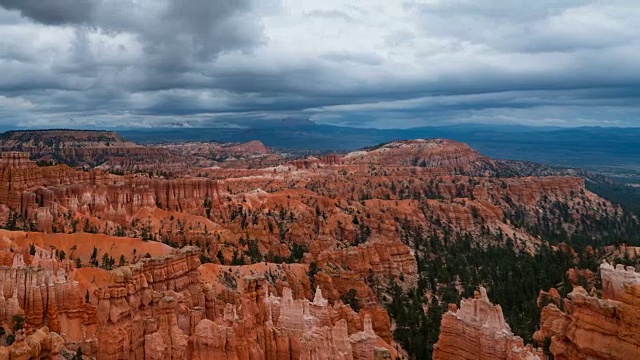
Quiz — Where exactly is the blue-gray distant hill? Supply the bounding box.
[119,122,640,174]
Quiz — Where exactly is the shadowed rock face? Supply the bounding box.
[433,287,543,360]
[0,130,136,150]
[534,262,640,360]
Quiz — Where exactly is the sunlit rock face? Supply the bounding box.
[534,262,640,360]
[0,151,222,231]
[433,287,543,360]
[0,247,397,359]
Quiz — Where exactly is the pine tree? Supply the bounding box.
[90,246,98,266]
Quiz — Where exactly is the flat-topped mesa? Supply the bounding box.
[0,129,137,150]
[343,139,485,171]
[0,130,282,172]
[433,287,543,360]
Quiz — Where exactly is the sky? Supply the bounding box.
[0,0,639,129]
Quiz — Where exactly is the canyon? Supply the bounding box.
[0,247,397,359]
[0,130,638,359]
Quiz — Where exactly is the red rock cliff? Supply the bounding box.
[534,262,640,360]
[433,287,543,360]
[0,246,396,359]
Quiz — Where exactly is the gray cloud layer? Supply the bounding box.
[0,0,639,129]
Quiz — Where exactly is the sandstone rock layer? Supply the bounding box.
[534,262,640,360]
[433,287,542,360]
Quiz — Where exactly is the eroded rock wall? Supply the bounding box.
[0,247,396,359]
[534,262,640,360]
[433,287,542,360]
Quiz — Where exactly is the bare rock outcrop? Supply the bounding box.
[0,152,221,230]
[0,327,64,360]
[263,286,396,360]
[94,247,204,360]
[433,287,542,360]
[314,241,417,281]
[0,245,393,360]
[0,266,85,338]
[533,262,640,360]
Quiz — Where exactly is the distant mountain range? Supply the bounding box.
[2,121,638,179]
[117,121,640,176]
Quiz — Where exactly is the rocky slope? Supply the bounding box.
[0,247,397,359]
[534,261,640,360]
[0,151,221,232]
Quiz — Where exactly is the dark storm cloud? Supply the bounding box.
[0,0,95,25]
[0,1,639,128]
[4,0,263,62]
[136,0,263,66]
[0,0,268,126]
